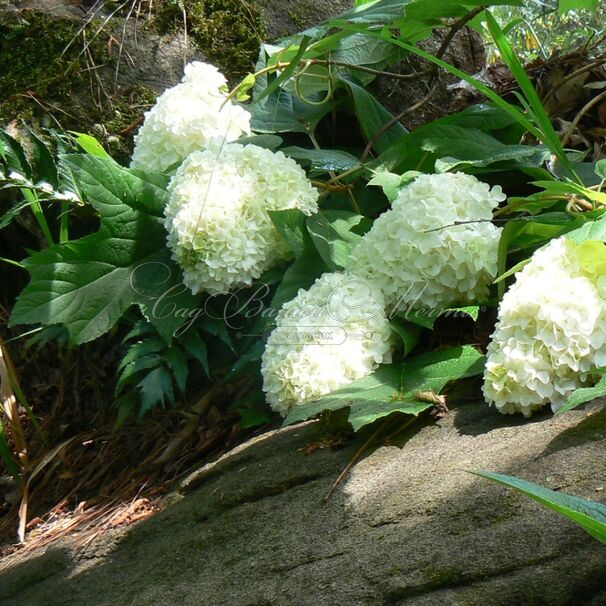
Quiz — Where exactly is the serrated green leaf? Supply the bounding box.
[117,353,162,392]
[472,471,606,544]
[399,310,439,330]
[118,336,167,371]
[270,218,329,310]
[367,171,402,201]
[400,345,485,394]
[0,130,32,178]
[137,365,175,415]
[451,305,480,321]
[180,330,210,377]
[26,127,58,187]
[201,317,235,352]
[284,345,484,431]
[271,246,327,310]
[0,198,35,230]
[123,319,157,342]
[68,131,109,158]
[250,88,334,134]
[367,170,420,201]
[237,134,283,149]
[284,364,430,431]
[494,257,531,284]
[418,125,549,170]
[254,37,311,105]
[331,0,412,25]
[10,155,198,344]
[165,346,189,393]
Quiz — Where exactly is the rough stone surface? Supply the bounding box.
[1,401,606,605]
[258,0,353,39]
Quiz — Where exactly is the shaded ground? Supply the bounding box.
[1,401,605,606]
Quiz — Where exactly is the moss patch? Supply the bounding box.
[154,0,266,83]
[0,11,157,162]
[290,0,316,30]
[0,11,97,125]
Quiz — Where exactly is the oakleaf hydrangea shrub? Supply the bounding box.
[347,172,505,310]
[483,237,606,417]
[131,62,251,173]
[164,142,319,294]
[261,272,393,416]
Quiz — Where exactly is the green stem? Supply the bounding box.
[21,188,54,246]
[0,257,25,269]
[59,201,69,243]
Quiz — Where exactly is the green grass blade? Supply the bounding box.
[59,201,69,243]
[21,188,54,246]
[334,22,541,141]
[472,470,606,544]
[253,37,311,105]
[484,11,579,182]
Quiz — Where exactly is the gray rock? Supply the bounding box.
[1,401,606,605]
[259,0,354,39]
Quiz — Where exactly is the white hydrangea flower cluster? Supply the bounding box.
[346,172,505,310]
[483,237,606,417]
[261,272,393,417]
[131,62,251,173]
[164,142,319,294]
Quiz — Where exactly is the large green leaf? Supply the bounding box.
[340,77,408,154]
[400,345,485,394]
[473,471,606,544]
[565,215,606,244]
[10,155,199,344]
[281,147,361,173]
[417,125,549,170]
[284,364,430,430]
[0,129,31,178]
[284,345,485,430]
[250,88,334,133]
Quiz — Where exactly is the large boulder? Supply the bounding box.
[1,401,605,605]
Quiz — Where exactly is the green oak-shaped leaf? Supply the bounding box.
[284,345,485,431]
[10,154,200,344]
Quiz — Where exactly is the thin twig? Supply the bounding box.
[360,5,487,163]
[541,56,606,106]
[561,89,606,147]
[324,416,394,502]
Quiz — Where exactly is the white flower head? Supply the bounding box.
[261,272,393,417]
[131,61,251,173]
[483,237,606,417]
[347,172,505,310]
[164,142,319,294]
